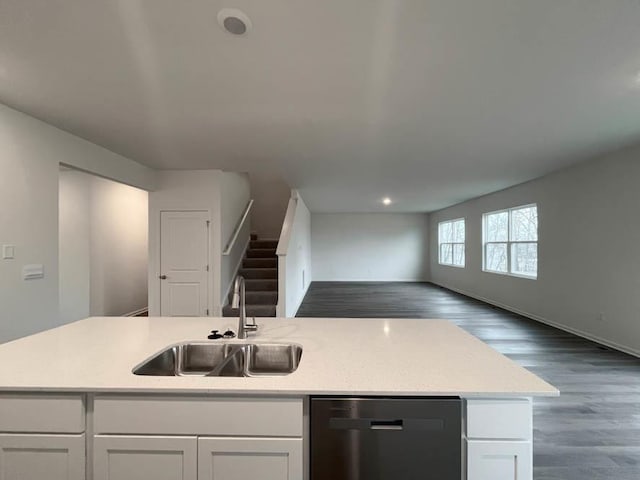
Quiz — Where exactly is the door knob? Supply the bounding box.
[159,275,167,280]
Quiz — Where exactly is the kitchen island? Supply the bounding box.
[0,316,558,480]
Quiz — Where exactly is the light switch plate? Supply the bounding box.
[2,245,15,259]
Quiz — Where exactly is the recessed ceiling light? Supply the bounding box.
[382,197,392,206]
[217,8,252,36]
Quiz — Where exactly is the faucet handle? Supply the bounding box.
[245,317,258,332]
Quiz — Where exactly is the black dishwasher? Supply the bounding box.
[310,397,461,480]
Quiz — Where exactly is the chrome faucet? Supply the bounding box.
[231,276,258,339]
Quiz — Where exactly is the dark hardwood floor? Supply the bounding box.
[297,282,640,480]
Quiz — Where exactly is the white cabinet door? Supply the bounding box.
[0,434,85,480]
[467,440,532,480]
[94,435,197,480]
[198,437,303,480]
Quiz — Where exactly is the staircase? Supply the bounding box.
[222,235,278,317]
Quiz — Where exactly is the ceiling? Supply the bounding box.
[2,0,640,212]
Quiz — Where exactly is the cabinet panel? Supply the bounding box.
[0,434,85,480]
[467,440,532,480]
[466,398,531,440]
[0,394,85,433]
[198,437,303,480]
[94,396,302,436]
[94,435,197,480]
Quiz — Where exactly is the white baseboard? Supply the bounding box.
[430,281,640,359]
[311,279,430,283]
[124,307,149,317]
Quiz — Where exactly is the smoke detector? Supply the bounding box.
[217,8,252,36]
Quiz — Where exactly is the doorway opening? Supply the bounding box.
[59,165,149,322]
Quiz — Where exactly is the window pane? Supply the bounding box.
[440,244,453,264]
[439,222,453,243]
[511,242,537,277]
[453,220,465,243]
[485,243,507,272]
[453,244,465,267]
[511,206,538,241]
[485,212,508,242]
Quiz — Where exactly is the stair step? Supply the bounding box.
[250,233,258,241]
[239,268,277,280]
[250,240,279,249]
[243,258,277,269]
[245,291,278,305]
[244,279,278,292]
[246,248,277,258]
[222,304,277,317]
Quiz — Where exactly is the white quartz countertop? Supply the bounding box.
[0,317,558,397]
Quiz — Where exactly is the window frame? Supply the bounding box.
[438,217,466,268]
[482,204,538,279]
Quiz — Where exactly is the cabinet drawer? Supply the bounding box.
[93,395,303,437]
[0,394,85,433]
[466,398,531,440]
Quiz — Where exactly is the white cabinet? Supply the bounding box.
[198,437,303,480]
[93,435,301,480]
[466,398,532,440]
[93,435,197,480]
[467,440,532,480]
[0,434,85,480]
[466,398,533,480]
[92,396,305,480]
[0,394,86,480]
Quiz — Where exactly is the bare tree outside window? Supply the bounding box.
[439,219,465,267]
[483,205,538,278]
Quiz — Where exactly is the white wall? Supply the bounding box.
[430,145,640,356]
[220,172,251,304]
[311,213,429,281]
[0,104,154,343]
[59,171,91,322]
[278,193,313,317]
[148,170,222,316]
[249,173,290,239]
[89,175,148,316]
[59,171,148,321]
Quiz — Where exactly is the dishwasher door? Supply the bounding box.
[310,397,461,480]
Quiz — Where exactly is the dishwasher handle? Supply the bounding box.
[370,419,403,430]
[329,417,444,432]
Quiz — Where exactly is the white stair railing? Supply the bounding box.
[223,199,254,256]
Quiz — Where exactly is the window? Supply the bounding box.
[438,218,465,267]
[483,204,538,278]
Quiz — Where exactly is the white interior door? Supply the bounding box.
[160,211,209,316]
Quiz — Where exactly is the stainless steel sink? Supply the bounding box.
[133,342,303,377]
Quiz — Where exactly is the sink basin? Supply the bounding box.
[133,342,303,377]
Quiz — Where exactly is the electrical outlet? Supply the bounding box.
[598,312,606,322]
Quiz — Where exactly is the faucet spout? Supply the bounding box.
[232,276,257,339]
